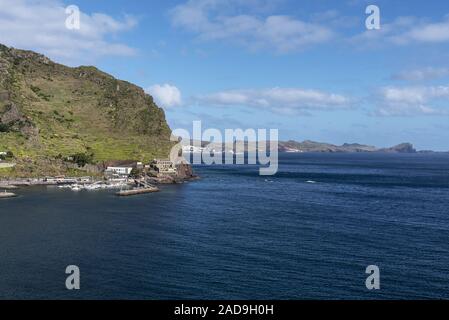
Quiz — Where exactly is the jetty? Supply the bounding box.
[0,191,17,198]
[0,185,18,190]
[116,186,159,197]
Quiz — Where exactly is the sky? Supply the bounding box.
[1,0,449,150]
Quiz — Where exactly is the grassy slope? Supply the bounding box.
[0,45,173,177]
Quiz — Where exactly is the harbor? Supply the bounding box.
[57,181,132,191]
[55,176,161,196]
[0,159,197,197]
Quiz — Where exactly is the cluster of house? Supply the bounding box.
[105,159,177,179]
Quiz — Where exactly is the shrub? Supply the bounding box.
[0,123,10,132]
[30,85,51,101]
[0,151,14,160]
[130,168,142,178]
[71,152,94,167]
[30,85,41,94]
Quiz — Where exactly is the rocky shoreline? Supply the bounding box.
[0,175,199,189]
[0,162,199,195]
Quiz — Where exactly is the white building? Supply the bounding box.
[182,145,216,153]
[182,145,203,153]
[150,159,177,174]
[105,166,133,176]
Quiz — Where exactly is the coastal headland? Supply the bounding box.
[0,159,198,197]
[0,44,175,180]
[0,44,201,192]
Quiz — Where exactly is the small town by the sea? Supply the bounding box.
[0,155,197,198]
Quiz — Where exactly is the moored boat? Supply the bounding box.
[0,190,17,198]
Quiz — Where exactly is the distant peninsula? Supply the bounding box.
[195,140,443,154]
[277,141,421,153]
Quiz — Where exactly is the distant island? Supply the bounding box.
[187,140,444,154]
[277,141,421,153]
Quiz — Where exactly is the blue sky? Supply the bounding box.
[1,0,449,150]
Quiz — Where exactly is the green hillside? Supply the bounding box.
[0,44,173,177]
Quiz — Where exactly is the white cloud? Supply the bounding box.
[195,87,352,114]
[147,84,182,109]
[0,0,137,64]
[404,18,449,43]
[375,85,449,116]
[171,1,449,52]
[391,67,449,81]
[352,14,449,47]
[170,0,334,53]
[350,16,417,47]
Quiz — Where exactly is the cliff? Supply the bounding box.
[0,44,173,177]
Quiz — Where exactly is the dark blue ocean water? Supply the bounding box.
[0,153,448,300]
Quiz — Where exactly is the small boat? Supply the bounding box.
[58,184,72,189]
[71,184,82,191]
[0,190,17,198]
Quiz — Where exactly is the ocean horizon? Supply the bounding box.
[1,152,448,300]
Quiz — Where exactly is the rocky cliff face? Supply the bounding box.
[378,143,416,153]
[176,163,196,180]
[0,102,39,137]
[0,44,173,177]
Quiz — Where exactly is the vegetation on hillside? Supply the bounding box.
[0,44,173,177]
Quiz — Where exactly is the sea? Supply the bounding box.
[0,153,448,299]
